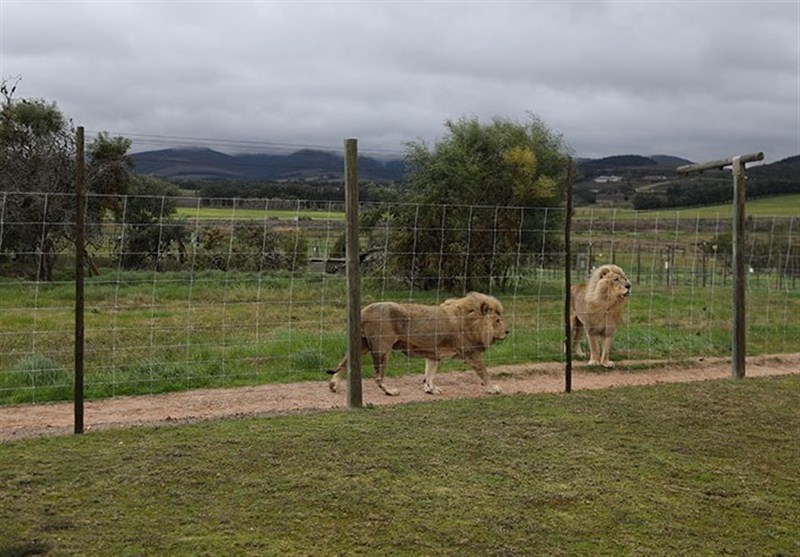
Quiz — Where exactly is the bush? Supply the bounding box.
[194,225,308,272]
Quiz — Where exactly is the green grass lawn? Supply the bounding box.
[1,375,797,556]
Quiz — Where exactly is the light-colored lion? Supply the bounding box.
[328,292,509,396]
[570,264,631,368]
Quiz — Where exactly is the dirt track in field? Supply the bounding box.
[1,353,797,441]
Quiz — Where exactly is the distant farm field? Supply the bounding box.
[1,375,797,555]
[173,194,799,222]
[175,206,345,220]
[575,193,800,219]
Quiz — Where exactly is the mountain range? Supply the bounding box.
[131,147,797,183]
[131,147,407,182]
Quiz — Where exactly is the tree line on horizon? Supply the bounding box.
[162,148,798,211]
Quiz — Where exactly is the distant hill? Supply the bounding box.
[649,155,694,167]
[578,154,659,171]
[775,154,800,166]
[131,147,406,182]
[576,154,694,176]
[131,147,795,191]
[572,153,798,209]
[748,155,800,178]
[131,147,242,180]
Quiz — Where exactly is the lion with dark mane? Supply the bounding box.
[328,292,509,396]
[570,264,631,368]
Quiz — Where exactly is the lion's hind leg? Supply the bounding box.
[570,316,586,358]
[371,351,399,396]
[328,355,348,393]
[328,338,369,393]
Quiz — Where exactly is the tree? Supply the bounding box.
[0,80,161,278]
[84,132,135,257]
[0,78,76,279]
[88,132,133,199]
[383,114,571,291]
[114,175,188,270]
[0,80,191,276]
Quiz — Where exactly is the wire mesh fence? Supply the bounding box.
[1,190,798,405]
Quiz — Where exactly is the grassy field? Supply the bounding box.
[175,194,799,222]
[1,375,798,555]
[175,206,345,221]
[574,193,800,219]
[1,268,798,405]
[0,195,797,405]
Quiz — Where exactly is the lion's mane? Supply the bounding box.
[580,264,630,322]
[440,291,506,350]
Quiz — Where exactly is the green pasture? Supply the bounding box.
[575,193,800,219]
[1,375,798,555]
[173,194,799,223]
[1,268,798,405]
[175,206,345,221]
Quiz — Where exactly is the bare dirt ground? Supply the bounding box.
[1,353,797,442]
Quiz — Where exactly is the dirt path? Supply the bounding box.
[1,353,798,441]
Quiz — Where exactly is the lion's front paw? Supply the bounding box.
[587,359,600,366]
[601,361,615,368]
[487,384,503,395]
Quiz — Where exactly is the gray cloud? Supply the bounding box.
[1,0,797,163]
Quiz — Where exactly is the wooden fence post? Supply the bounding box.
[731,156,746,379]
[74,126,85,434]
[677,151,763,379]
[344,139,363,408]
[564,157,573,393]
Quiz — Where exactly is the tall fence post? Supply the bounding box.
[677,151,763,379]
[564,157,573,393]
[731,157,747,379]
[344,139,363,408]
[74,126,86,434]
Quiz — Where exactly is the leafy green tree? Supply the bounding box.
[0,81,188,275]
[385,114,571,291]
[87,132,133,204]
[0,79,76,279]
[0,80,152,278]
[114,175,188,270]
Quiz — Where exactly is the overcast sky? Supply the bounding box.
[1,1,798,163]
